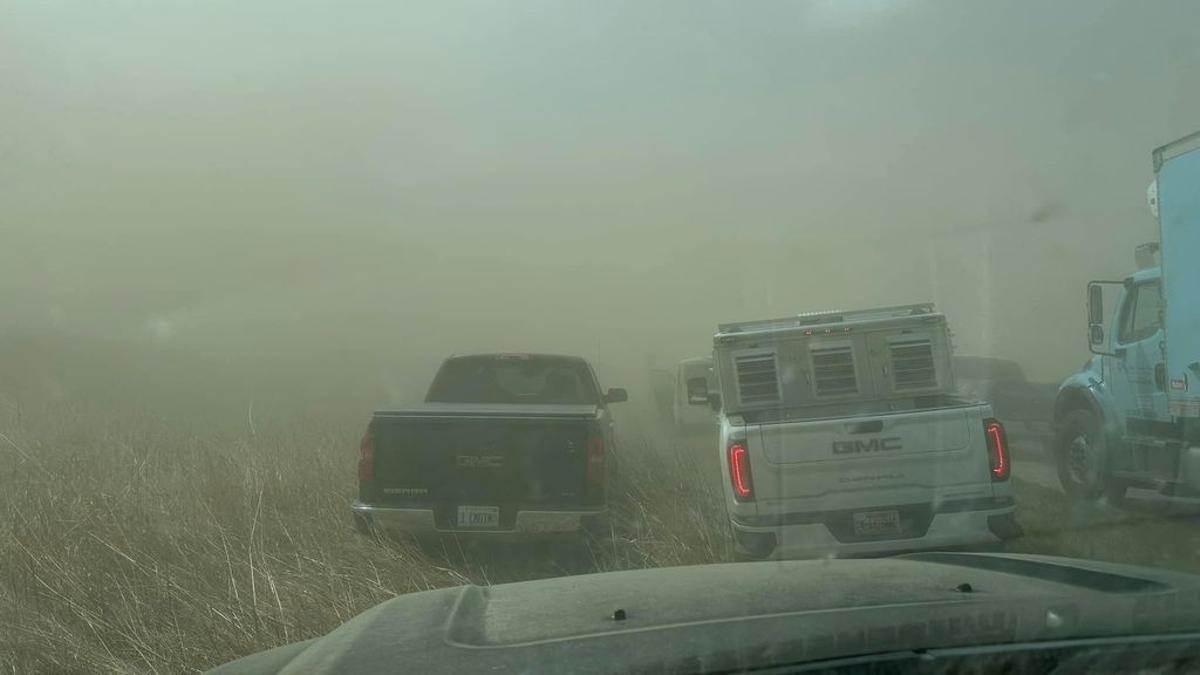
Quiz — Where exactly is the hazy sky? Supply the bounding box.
[4,0,1200,397]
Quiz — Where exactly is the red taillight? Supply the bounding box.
[586,435,605,487]
[728,442,753,502]
[358,429,374,482]
[984,419,1009,481]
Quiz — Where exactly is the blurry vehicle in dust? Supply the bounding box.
[672,356,717,432]
[352,353,626,539]
[953,356,1056,432]
[648,366,675,422]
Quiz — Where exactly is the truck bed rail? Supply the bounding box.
[717,303,937,336]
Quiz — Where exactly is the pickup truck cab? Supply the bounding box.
[352,353,626,538]
[701,304,1018,560]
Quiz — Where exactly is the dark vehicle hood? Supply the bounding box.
[207,553,1200,674]
[373,403,601,419]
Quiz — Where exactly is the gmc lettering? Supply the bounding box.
[832,437,903,455]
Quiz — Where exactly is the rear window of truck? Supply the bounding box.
[425,356,601,405]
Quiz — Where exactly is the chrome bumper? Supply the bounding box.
[731,505,1017,560]
[352,501,604,537]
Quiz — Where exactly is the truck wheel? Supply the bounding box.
[583,512,612,538]
[731,529,776,562]
[352,512,375,537]
[1104,480,1130,506]
[1055,409,1122,502]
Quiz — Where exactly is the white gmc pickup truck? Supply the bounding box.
[700,304,1019,560]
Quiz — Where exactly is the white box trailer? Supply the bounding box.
[1157,134,1200,420]
[712,303,957,418]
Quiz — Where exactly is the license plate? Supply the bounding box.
[456,505,500,529]
[852,510,901,537]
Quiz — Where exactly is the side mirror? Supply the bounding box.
[604,388,628,404]
[685,377,709,405]
[1087,283,1104,325]
[707,392,722,412]
[1086,280,1125,356]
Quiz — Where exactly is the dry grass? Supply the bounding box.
[1007,478,1200,575]
[10,388,1200,674]
[595,428,733,569]
[0,401,727,673]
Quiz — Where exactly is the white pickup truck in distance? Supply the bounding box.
[352,353,626,539]
[702,304,1019,560]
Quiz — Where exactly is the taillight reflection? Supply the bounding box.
[984,419,1009,481]
[586,435,605,487]
[358,429,375,482]
[728,442,753,501]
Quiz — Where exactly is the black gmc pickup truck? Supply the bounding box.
[352,353,626,538]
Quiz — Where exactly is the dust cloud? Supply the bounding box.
[3,0,1200,421]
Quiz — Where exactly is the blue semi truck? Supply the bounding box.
[1055,130,1200,502]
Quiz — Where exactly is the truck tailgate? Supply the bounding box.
[361,404,601,528]
[751,405,991,502]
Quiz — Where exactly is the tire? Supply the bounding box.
[979,540,1011,554]
[582,512,612,538]
[1104,478,1130,506]
[1055,409,1125,503]
[731,528,776,562]
[732,542,776,562]
[352,512,375,537]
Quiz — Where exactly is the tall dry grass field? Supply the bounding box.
[12,343,1197,674]
[0,393,729,673]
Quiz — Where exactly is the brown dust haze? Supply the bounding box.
[4,0,1200,422]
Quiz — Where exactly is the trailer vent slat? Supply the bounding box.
[735,353,780,404]
[812,346,858,396]
[891,340,937,390]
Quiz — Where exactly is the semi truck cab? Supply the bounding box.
[1055,130,1200,500]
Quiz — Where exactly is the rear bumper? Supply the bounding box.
[352,501,603,537]
[730,501,1018,560]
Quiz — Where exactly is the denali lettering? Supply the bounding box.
[838,472,905,483]
[832,437,902,455]
[456,455,504,468]
[382,487,428,495]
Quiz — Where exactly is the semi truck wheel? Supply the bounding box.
[1055,409,1126,503]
